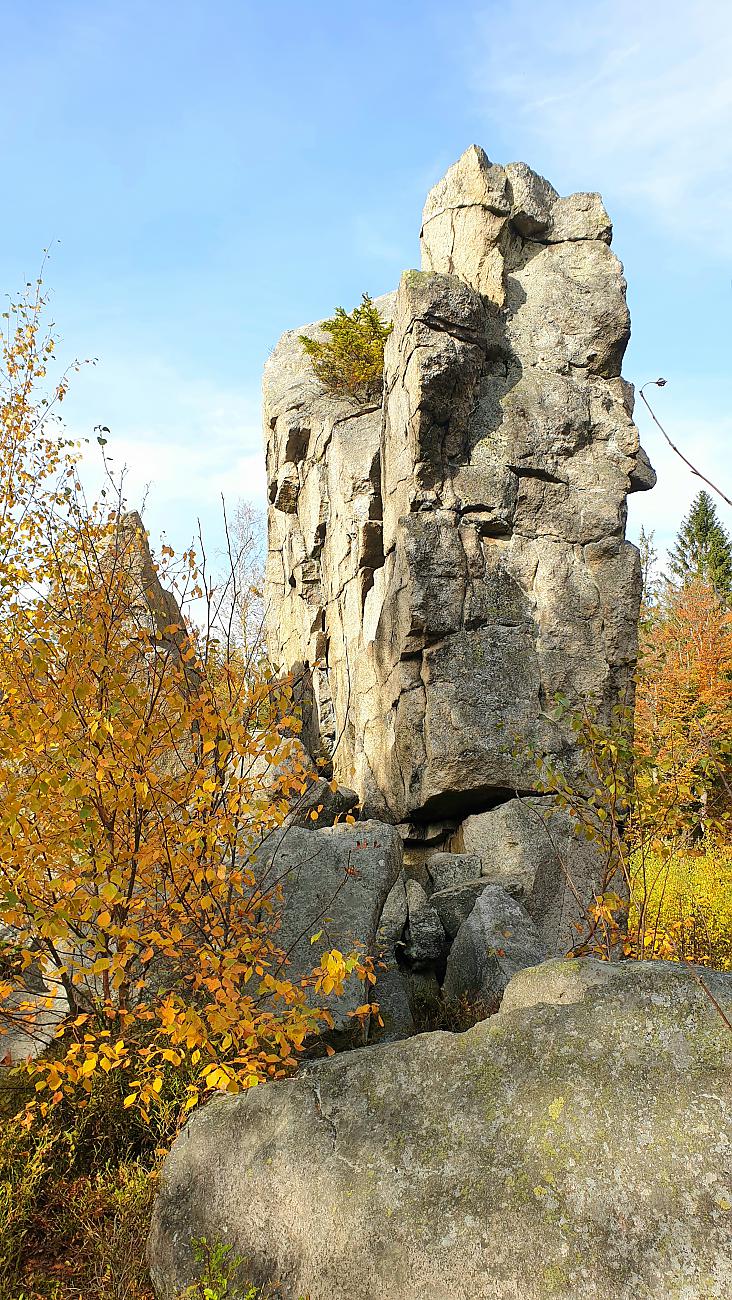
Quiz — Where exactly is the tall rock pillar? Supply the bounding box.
[262,146,654,951]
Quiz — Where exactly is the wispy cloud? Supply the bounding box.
[66,353,266,553]
[467,0,732,238]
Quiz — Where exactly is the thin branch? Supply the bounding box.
[640,380,732,510]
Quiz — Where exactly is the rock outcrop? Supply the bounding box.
[262,145,654,957]
[149,959,732,1300]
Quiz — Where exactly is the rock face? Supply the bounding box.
[263,145,654,952]
[450,795,605,952]
[149,959,732,1300]
[254,820,402,1035]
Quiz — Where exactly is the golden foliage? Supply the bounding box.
[529,576,732,970]
[635,577,732,830]
[0,280,374,1130]
[629,842,732,970]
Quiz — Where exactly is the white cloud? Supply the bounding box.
[64,352,266,554]
[467,0,732,238]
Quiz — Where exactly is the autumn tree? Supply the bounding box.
[668,490,732,602]
[635,576,732,832]
[0,279,373,1131]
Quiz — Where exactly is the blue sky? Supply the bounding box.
[2,0,731,567]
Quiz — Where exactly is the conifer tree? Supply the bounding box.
[638,526,661,616]
[668,490,732,602]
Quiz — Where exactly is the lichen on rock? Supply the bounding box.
[148,959,732,1300]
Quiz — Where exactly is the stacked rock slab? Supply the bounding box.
[263,146,655,955]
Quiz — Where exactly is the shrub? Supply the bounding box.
[0,279,376,1133]
[0,272,377,1297]
[299,294,392,397]
[630,842,732,970]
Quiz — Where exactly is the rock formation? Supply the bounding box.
[147,152,732,1300]
[149,959,732,1300]
[253,820,402,1036]
[262,145,654,961]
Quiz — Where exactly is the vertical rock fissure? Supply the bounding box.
[262,144,655,956]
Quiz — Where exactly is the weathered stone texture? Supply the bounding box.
[253,820,402,1034]
[149,960,732,1300]
[441,882,548,1006]
[262,144,654,954]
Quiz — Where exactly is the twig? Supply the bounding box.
[685,962,732,1033]
[639,380,732,510]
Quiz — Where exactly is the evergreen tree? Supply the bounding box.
[638,525,661,615]
[668,490,732,601]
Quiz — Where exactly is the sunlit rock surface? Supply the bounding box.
[149,959,732,1300]
[262,145,654,954]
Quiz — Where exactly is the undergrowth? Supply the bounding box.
[3,848,730,1297]
[630,841,732,969]
[410,989,499,1034]
[0,1072,157,1300]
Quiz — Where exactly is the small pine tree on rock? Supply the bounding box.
[668,490,732,602]
[299,294,392,398]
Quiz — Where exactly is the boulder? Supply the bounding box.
[254,820,402,1032]
[0,958,67,1065]
[426,852,483,892]
[402,879,447,967]
[453,796,604,953]
[149,959,732,1300]
[370,874,413,1043]
[284,775,359,830]
[442,883,548,1005]
[430,878,491,939]
[547,191,612,243]
[504,160,557,238]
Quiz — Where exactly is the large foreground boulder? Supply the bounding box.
[149,960,732,1299]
